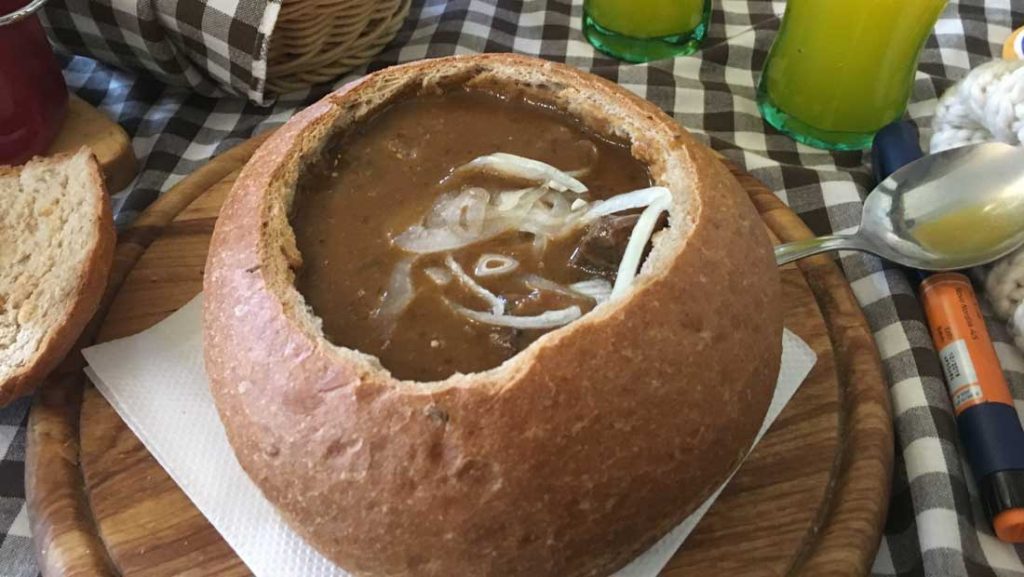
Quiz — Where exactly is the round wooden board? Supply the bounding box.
[26,135,893,577]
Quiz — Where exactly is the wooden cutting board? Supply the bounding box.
[47,94,136,192]
[25,134,893,577]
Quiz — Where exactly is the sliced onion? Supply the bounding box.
[424,192,455,228]
[447,300,582,329]
[397,169,673,267]
[570,278,613,304]
[393,225,497,254]
[456,188,489,234]
[611,196,672,300]
[495,187,542,212]
[424,187,489,235]
[374,257,416,320]
[424,266,451,286]
[532,234,548,256]
[397,174,604,255]
[584,187,671,222]
[474,254,519,277]
[523,274,580,299]
[524,275,611,304]
[445,254,504,315]
[458,153,588,194]
[517,217,566,238]
[397,185,571,255]
[539,190,570,216]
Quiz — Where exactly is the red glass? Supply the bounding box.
[0,0,67,165]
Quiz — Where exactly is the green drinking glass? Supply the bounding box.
[757,0,948,150]
[583,0,712,63]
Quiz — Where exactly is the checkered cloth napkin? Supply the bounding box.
[40,0,279,102]
[2,1,1022,576]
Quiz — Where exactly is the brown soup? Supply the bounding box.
[291,90,651,381]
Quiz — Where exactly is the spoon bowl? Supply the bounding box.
[775,142,1024,270]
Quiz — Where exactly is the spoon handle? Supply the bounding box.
[774,235,864,266]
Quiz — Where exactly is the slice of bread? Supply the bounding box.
[0,149,114,406]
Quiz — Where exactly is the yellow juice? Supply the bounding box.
[582,0,711,62]
[913,204,1024,260]
[759,0,947,149]
[587,0,706,39]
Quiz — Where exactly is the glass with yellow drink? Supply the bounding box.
[583,0,711,62]
[758,0,948,150]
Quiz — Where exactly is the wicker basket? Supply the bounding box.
[266,0,412,93]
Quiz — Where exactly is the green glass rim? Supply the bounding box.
[585,14,708,46]
[582,4,710,63]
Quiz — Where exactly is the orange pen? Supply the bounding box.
[920,273,1024,543]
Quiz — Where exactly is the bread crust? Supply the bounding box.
[0,150,114,405]
[204,54,782,577]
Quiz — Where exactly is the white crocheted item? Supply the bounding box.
[984,248,1024,351]
[930,59,1024,153]
[930,59,1024,352]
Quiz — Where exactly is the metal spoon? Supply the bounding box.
[774,142,1024,270]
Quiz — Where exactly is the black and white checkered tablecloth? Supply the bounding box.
[2,1,1023,575]
[41,0,278,102]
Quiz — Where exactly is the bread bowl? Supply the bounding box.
[203,54,782,577]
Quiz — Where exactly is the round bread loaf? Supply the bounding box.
[203,54,783,577]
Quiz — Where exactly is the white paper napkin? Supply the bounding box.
[83,295,817,577]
